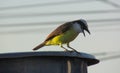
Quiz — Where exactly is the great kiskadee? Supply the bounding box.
[33,19,90,52]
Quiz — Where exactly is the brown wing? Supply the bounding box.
[44,22,72,41]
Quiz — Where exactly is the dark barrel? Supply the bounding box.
[0,51,99,73]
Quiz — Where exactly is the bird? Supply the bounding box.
[33,19,90,52]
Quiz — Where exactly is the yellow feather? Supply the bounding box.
[45,28,79,45]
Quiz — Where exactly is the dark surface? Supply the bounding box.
[0,56,68,73]
[0,51,99,73]
[0,51,99,66]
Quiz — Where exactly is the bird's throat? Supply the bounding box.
[73,22,82,33]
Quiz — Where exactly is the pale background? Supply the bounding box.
[0,0,120,73]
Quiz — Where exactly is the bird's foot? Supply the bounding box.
[64,49,70,52]
[71,49,81,54]
[64,49,79,53]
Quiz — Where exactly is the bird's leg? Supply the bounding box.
[67,43,79,53]
[60,44,69,51]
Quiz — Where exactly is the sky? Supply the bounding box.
[0,0,120,73]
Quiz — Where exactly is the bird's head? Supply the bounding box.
[73,19,91,37]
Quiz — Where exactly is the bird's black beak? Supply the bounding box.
[82,30,86,37]
[86,28,91,35]
[82,28,90,37]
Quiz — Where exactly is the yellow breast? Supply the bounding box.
[45,28,79,45]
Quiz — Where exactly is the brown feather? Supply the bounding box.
[33,42,45,50]
[33,21,73,50]
[45,22,72,42]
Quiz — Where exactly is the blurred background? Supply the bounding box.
[0,0,120,73]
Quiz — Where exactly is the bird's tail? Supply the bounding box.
[33,42,45,51]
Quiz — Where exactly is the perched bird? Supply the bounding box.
[33,19,90,52]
